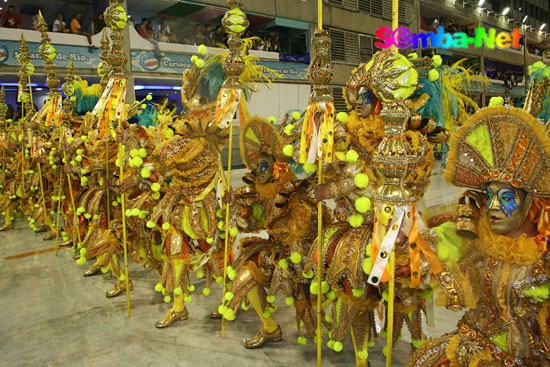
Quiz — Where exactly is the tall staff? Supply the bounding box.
[217,0,249,339]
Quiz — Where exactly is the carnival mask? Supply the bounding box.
[486,183,532,235]
[356,88,377,118]
[256,152,275,184]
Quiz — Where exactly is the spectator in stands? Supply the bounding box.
[71,14,97,49]
[1,6,23,29]
[272,34,281,53]
[265,36,272,52]
[136,18,148,38]
[194,24,211,46]
[136,18,163,59]
[432,17,439,29]
[157,20,175,43]
[255,37,265,51]
[129,15,135,28]
[94,13,105,34]
[53,13,70,33]
[144,20,155,39]
[211,26,225,47]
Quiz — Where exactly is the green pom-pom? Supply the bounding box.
[354,173,369,188]
[132,157,143,167]
[80,248,87,256]
[155,283,163,292]
[310,281,319,295]
[206,237,213,244]
[297,336,307,345]
[266,295,275,303]
[336,112,349,124]
[489,96,504,106]
[290,252,302,264]
[382,290,388,301]
[354,197,372,213]
[130,208,140,217]
[241,303,250,311]
[138,210,147,219]
[130,149,138,158]
[352,287,365,297]
[202,287,210,296]
[333,341,343,352]
[284,124,295,136]
[101,267,109,274]
[357,350,369,360]
[303,163,317,174]
[345,149,359,162]
[196,270,204,279]
[229,226,239,237]
[285,296,295,306]
[152,192,160,200]
[335,151,346,161]
[115,159,121,168]
[151,182,161,192]
[224,292,234,301]
[223,308,235,321]
[94,214,100,220]
[187,285,196,292]
[76,257,86,266]
[412,339,423,348]
[321,281,330,293]
[278,258,289,270]
[146,220,155,228]
[215,276,223,284]
[164,295,171,303]
[162,222,170,231]
[262,310,271,318]
[267,116,277,124]
[218,304,228,314]
[228,269,236,281]
[291,111,301,120]
[216,209,224,218]
[112,201,119,207]
[198,44,208,55]
[138,148,147,158]
[362,257,373,275]
[428,69,439,82]
[283,144,294,157]
[302,270,314,279]
[191,55,198,63]
[349,213,364,228]
[76,149,83,155]
[327,340,335,349]
[432,54,442,67]
[125,209,132,217]
[84,213,91,219]
[67,137,74,144]
[184,295,192,303]
[195,59,205,68]
[174,287,183,295]
[217,221,225,231]
[80,168,88,175]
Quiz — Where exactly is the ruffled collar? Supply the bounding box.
[475,215,542,265]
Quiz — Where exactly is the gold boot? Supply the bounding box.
[209,310,222,319]
[82,262,101,277]
[155,307,189,328]
[105,280,134,298]
[43,231,56,241]
[243,326,282,349]
[0,223,14,231]
[34,225,49,233]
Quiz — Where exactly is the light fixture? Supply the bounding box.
[478,0,484,6]
[540,23,546,31]
[502,7,510,16]
[522,15,528,23]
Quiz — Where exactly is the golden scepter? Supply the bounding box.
[218,0,249,339]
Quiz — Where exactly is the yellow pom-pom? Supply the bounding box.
[284,124,295,136]
[132,157,143,167]
[333,341,343,352]
[80,248,87,256]
[146,94,152,101]
[215,276,223,284]
[432,55,442,67]
[195,59,205,68]
[81,136,88,142]
[202,287,211,296]
[155,283,163,292]
[303,163,317,174]
[67,137,74,144]
[382,290,388,302]
[130,149,138,158]
[352,287,365,297]
[84,213,91,219]
[162,222,170,231]
[198,44,207,55]
[412,339,423,348]
[174,287,183,295]
[184,295,192,303]
[119,274,126,281]
[302,270,314,279]
[191,55,198,63]
[268,116,277,124]
[335,151,346,161]
[146,220,155,228]
[164,295,171,303]
[354,173,369,188]
[297,336,307,345]
[290,252,302,264]
[408,53,418,60]
[362,257,373,275]
[327,290,336,300]
[354,197,372,213]
[165,128,174,139]
[130,208,140,217]
[101,267,109,274]
[489,96,504,106]
[223,308,235,321]
[262,310,271,318]
[349,213,364,228]
[266,295,275,303]
[321,281,330,293]
[336,112,349,124]
[278,258,289,270]
[327,340,335,349]
[291,111,301,120]
[346,149,359,162]
[224,292,234,301]
[428,69,439,82]
[310,281,319,295]
[139,210,148,219]
[357,350,369,360]
[151,182,161,192]
[383,346,388,356]
[368,339,375,347]
[76,257,86,266]
[230,226,239,237]
[285,296,295,306]
[218,221,225,231]
[325,313,333,323]
[138,148,147,158]
[241,303,250,311]
[152,192,161,200]
[283,144,294,157]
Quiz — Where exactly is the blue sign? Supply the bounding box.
[0,40,100,69]
[131,51,308,80]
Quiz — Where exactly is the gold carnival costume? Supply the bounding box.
[408,67,550,366]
